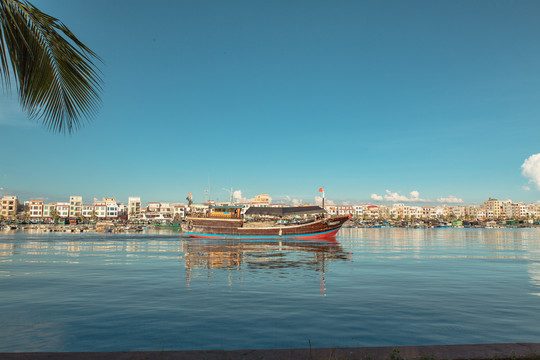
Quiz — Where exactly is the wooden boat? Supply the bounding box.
[182,205,350,239]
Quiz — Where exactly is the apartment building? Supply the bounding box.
[251,194,270,207]
[501,200,513,218]
[421,207,436,218]
[482,198,502,218]
[510,203,527,218]
[93,203,107,218]
[147,202,161,213]
[56,202,70,218]
[106,202,118,218]
[527,204,539,218]
[353,205,364,217]
[29,200,44,218]
[324,205,354,216]
[364,205,380,218]
[82,205,95,218]
[172,203,187,218]
[69,196,83,218]
[147,202,171,217]
[89,198,118,219]
[43,203,55,218]
[1,195,19,218]
[128,197,141,219]
[117,203,126,217]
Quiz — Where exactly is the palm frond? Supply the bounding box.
[0,0,102,134]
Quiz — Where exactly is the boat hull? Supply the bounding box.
[182,215,349,239]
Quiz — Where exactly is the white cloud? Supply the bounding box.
[522,153,540,190]
[283,195,302,206]
[437,195,464,204]
[232,190,242,201]
[410,190,420,199]
[315,196,334,206]
[371,190,430,202]
[522,185,531,191]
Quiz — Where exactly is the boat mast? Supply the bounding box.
[319,187,325,218]
[222,187,234,205]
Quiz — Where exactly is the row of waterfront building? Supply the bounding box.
[1,194,539,221]
[326,198,538,220]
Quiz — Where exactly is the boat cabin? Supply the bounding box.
[208,206,243,219]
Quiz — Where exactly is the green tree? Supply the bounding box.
[17,211,28,222]
[50,207,59,222]
[0,0,102,133]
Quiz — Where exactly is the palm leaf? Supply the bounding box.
[0,0,102,134]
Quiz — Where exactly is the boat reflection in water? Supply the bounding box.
[181,237,351,293]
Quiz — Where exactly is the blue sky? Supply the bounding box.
[1,0,540,206]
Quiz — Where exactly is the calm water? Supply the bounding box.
[1,228,540,352]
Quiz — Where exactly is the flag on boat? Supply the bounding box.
[319,188,324,193]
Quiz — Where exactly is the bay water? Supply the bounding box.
[1,228,540,351]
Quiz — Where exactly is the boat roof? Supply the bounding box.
[245,206,324,216]
[211,205,243,209]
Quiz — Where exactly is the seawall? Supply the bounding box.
[2,343,540,360]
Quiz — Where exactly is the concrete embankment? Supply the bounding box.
[2,343,540,360]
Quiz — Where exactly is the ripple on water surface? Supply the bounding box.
[1,229,540,351]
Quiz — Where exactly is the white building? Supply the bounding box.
[353,205,365,218]
[29,200,44,218]
[421,207,436,218]
[1,195,19,218]
[172,203,187,218]
[106,201,118,218]
[82,205,95,218]
[147,202,172,218]
[117,203,127,217]
[43,204,55,219]
[69,196,83,217]
[128,197,141,219]
[56,202,70,218]
[527,204,539,219]
[324,205,353,216]
[92,198,118,219]
[93,203,107,218]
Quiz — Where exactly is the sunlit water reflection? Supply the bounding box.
[1,228,540,351]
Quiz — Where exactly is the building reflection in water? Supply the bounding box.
[181,237,351,293]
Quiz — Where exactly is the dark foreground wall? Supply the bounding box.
[2,343,540,360]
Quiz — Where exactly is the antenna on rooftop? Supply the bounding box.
[206,176,212,203]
